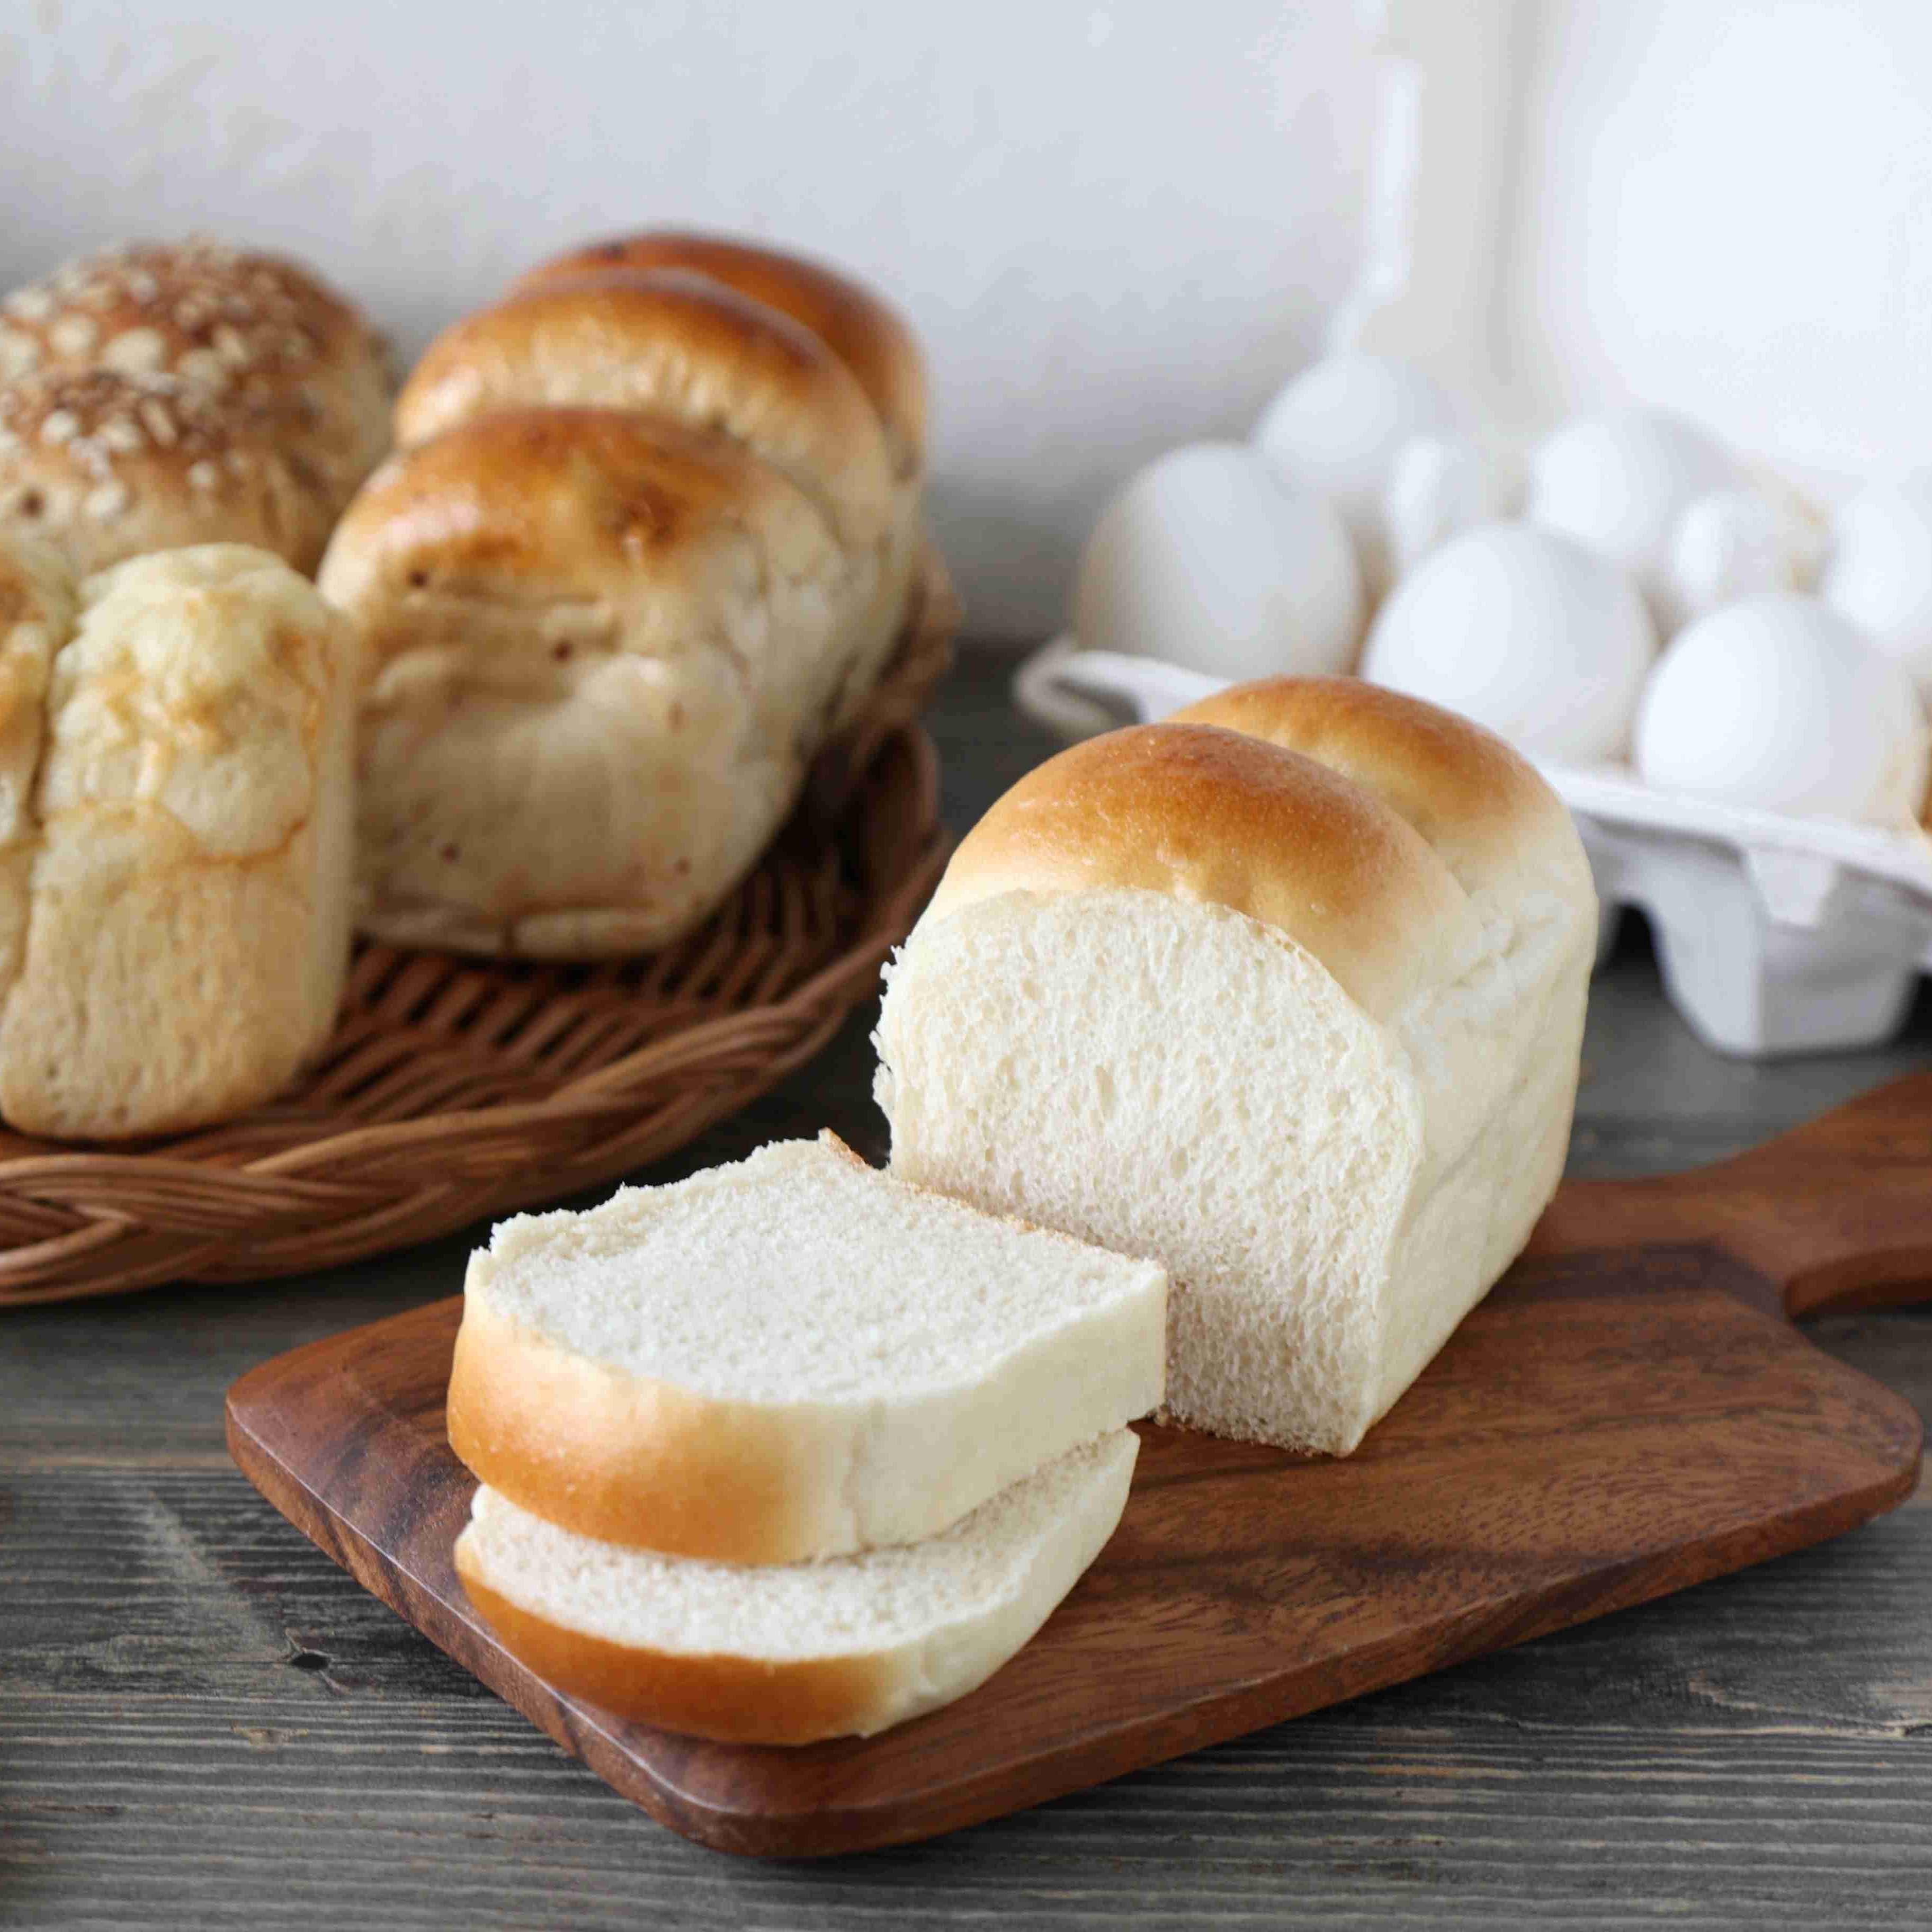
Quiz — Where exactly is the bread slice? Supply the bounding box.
[446,1133,1165,1563]
[874,679,1596,1457]
[455,1428,1137,1744]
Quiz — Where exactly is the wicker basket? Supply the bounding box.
[0,550,958,1308]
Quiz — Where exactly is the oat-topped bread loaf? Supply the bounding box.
[0,238,390,511]
[874,677,1597,1456]
[0,540,359,1139]
[318,406,865,957]
[456,1430,1137,1745]
[0,369,339,575]
[447,1131,1165,1561]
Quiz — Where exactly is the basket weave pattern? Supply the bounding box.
[0,551,957,1307]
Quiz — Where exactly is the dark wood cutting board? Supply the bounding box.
[225,1071,1932,1859]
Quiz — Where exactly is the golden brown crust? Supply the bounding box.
[454,1550,889,1743]
[513,231,926,479]
[1171,677,1577,903]
[0,239,391,503]
[926,722,1473,1020]
[446,1297,824,1564]
[0,369,339,575]
[391,269,892,547]
[319,405,819,666]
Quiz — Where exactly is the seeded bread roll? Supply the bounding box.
[0,542,359,1139]
[874,679,1598,1456]
[317,407,855,958]
[0,369,338,575]
[0,239,391,509]
[512,231,927,484]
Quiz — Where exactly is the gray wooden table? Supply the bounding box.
[4,654,1930,1930]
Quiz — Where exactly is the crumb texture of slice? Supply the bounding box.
[454,1429,1138,1743]
[446,1133,1165,1561]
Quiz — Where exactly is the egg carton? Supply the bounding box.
[1015,638,1932,1059]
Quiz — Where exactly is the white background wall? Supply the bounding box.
[0,0,1378,638]
[1472,1,1932,497]
[13,3,1932,637]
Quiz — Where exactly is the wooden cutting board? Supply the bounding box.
[226,1071,1932,1859]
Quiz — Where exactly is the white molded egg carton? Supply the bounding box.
[1015,638,1932,1059]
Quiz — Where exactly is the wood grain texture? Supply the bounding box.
[9,658,1932,1925]
[226,1074,1927,1856]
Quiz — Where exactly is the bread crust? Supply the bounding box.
[925,720,1477,1021]
[0,369,339,576]
[318,407,859,958]
[0,543,358,1139]
[512,231,926,480]
[0,239,390,506]
[392,269,893,552]
[1172,677,1586,907]
[453,1548,892,1744]
[447,1296,840,1564]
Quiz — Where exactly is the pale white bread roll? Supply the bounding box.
[874,679,1597,1455]
[391,267,906,673]
[0,543,359,1139]
[454,1429,1138,1745]
[0,369,339,576]
[511,231,927,485]
[318,406,862,959]
[0,239,391,511]
[446,1131,1164,1562]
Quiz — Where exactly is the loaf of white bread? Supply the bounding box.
[321,231,927,959]
[874,676,1597,1456]
[449,1132,1164,1742]
[0,538,359,1138]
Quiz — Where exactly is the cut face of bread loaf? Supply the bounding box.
[874,679,1597,1456]
[318,407,866,958]
[446,1132,1165,1562]
[455,1429,1137,1745]
[0,541,359,1139]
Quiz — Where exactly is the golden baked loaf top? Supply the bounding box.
[513,231,926,481]
[391,268,893,550]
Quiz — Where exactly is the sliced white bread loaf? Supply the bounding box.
[446,1133,1165,1563]
[455,1428,1137,1744]
[873,677,1597,1457]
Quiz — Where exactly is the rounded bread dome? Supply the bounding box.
[0,368,340,576]
[0,238,391,506]
[390,268,895,554]
[512,231,926,482]
[924,720,1478,1024]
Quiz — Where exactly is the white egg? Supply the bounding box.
[1820,477,1932,697]
[1662,487,1800,630]
[1072,443,1361,681]
[1253,355,1461,598]
[1383,432,1520,580]
[1360,523,1656,762]
[1526,407,1736,616]
[1634,593,1927,824]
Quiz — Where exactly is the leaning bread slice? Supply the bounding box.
[446,1134,1165,1563]
[455,1429,1137,1745]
